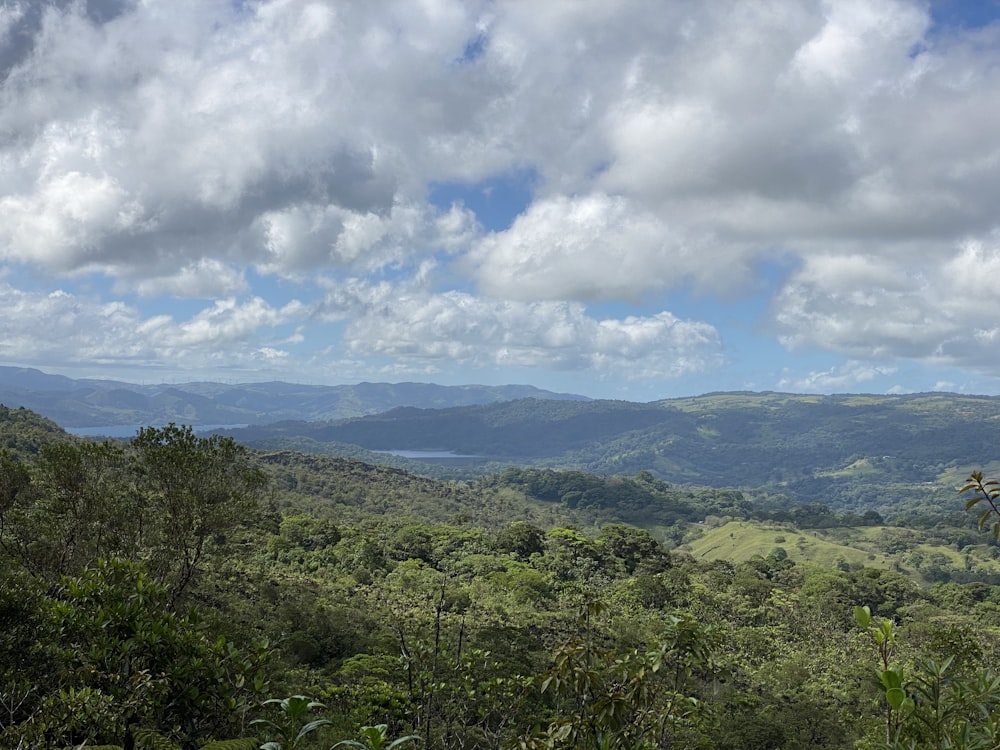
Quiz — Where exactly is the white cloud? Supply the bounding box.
[778,360,898,392]
[790,0,928,87]
[0,283,307,373]
[255,200,478,276]
[469,193,733,300]
[4,0,1000,388]
[125,259,248,298]
[772,234,1000,371]
[0,286,153,365]
[162,297,306,348]
[316,277,722,378]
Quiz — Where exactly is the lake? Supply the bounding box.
[374,449,483,459]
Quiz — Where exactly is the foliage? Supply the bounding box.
[523,598,718,749]
[0,424,268,604]
[251,695,332,750]
[332,723,421,750]
[0,403,69,454]
[131,424,270,603]
[0,559,270,749]
[6,407,1000,749]
[856,603,1000,750]
[960,471,1000,540]
[133,728,261,750]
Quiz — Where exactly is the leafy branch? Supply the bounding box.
[960,471,1000,540]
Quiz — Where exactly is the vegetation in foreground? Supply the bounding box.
[3,405,1000,749]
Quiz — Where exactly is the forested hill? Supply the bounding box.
[219,391,1000,511]
[0,403,70,453]
[8,399,1000,748]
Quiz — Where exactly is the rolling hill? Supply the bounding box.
[216,391,1000,513]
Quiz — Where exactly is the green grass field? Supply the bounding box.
[683,521,893,569]
[681,520,1000,583]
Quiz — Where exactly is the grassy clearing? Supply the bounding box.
[683,521,894,570]
[938,461,1000,488]
[682,520,1000,585]
[664,393,825,412]
[819,457,880,478]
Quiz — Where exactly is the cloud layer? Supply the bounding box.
[2,0,1000,394]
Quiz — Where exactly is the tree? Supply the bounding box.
[494,521,546,560]
[130,425,269,604]
[31,440,137,574]
[856,604,1000,750]
[0,441,139,578]
[0,426,269,605]
[524,598,718,749]
[0,448,37,571]
[0,561,55,739]
[2,559,271,748]
[598,524,670,574]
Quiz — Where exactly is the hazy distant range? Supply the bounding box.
[8,366,1000,507]
[0,366,589,430]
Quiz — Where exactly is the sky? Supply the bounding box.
[3,0,1000,401]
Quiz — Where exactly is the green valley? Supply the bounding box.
[4,401,1000,749]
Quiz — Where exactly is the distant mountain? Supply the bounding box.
[216,391,1000,511]
[0,366,589,427]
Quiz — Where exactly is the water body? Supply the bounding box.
[374,449,482,459]
[66,424,249,438]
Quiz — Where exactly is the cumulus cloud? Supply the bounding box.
[778,360,899,392]
[772,235,1000,372]
[124,259,248,298]
[469,193,740,300]
[0,0,467,277]
[317,277,723,379]
[0,283,307,374]
[3,0,1000,390]
[255,200,479,276]
[154,296,306,349]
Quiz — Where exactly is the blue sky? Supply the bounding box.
[3,0,1000,401]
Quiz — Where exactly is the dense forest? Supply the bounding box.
[4,403,1000,749]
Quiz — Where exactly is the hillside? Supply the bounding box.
[681,519,1000,585]
[5,402,1000,749]
[217,391,1000,513]
[0,403,70,454]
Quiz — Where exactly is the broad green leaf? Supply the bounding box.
[854,605,871,628]
[387,736,421,749]
[881,669,903,690]
[886,687,907,710]
[900,696,915,715]
[295,719,333,741]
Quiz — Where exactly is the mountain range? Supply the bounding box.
[0,366,587,427]
[5,366,999,514]
[215,391,1000,512]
